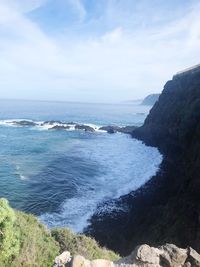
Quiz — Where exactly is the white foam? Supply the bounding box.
[19,174,28,180]
[0,119,102,132]
[0,119,16,126]
[15,165,29,180]
[39,135,163,232]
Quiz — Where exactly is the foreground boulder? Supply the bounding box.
[53,244,200,267]
[54,251,71,267]
[159,244,187,267]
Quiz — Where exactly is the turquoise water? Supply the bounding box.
[0,99,162,231]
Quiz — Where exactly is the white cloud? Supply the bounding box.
[101,27,123,43]
[1,0,47,13]
[0,0,199,102]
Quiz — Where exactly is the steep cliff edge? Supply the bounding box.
[134,65,200,155]
[86,65,200,255]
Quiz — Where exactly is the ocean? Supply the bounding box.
[0,99,162,232]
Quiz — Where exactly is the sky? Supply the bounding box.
[0,0,200,103]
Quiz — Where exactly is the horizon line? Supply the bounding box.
[0,97,143,105]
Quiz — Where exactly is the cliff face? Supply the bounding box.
[141,94,160,106]
[134,68,200,155]
[134,67,200,196]
[130,65,200,247]
[86,66,200,255]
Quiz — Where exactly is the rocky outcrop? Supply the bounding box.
[9,120,37,126]
[53,244,200,267]
[99,126,137,134]
[75,124,95,132]
[5,119,137,135]
[49,125,71,130]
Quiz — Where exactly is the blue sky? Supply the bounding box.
[0,0,200,102]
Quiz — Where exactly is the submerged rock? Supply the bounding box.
[54,244,200,267]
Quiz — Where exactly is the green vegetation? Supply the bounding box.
[51,228,119,261]
[0,198,59,267]
[11,211,59,267]
[0,199,20,266]
[0,199,119,266]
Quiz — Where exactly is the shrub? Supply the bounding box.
[0,199,118,266]
[0,198,20,266]
[51,228,119,261]
[11,211,59,267]
[0,199,59,267]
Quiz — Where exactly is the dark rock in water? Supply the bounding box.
[99,125,137,134]
[86,64,200,255]
[42,120,63,125]
[48,125,70,130]
[141,94,160,106]
[75,124,95,132]
[99,126,120,134]
[66,122,76,125]
[118,126,137,134]
[10,120,37,126]
[107,128,116,134]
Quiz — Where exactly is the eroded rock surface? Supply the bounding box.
[53,244,200,267]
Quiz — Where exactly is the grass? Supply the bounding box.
[11,211,59,267]
[0,199,119,266]
[51,228,120,261]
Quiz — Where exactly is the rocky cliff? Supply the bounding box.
[86,65,200,255]
[141,93,160,105]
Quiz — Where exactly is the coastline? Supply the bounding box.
[84,150,167,255]
[84,126,192,256]
[85,66,200,255]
